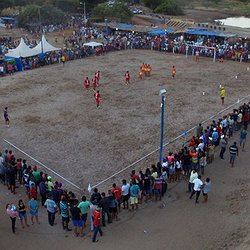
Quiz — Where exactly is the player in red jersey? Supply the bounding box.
[84,77,90,88]
[125,71,130,84]
[92,77,98,90]
[95,71,100,84]
[94,90,101,107]
[172,65,176,78]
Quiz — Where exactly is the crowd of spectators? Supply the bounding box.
[0,23,249,77]
[2,101,249,240]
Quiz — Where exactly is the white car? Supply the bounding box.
[132,9,143,14]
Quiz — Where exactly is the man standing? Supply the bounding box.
[45,195,58,226]
[203,178,212,203]
[220,86,225,105]
[121,179,130,209]
[78,196,91,228]
[92,207,103,243]
[219,134,227,159]
[240,127,247,151]
[188,169,198,193]
[130,180,140,209]
[94,90,101,108]
[125,71,130,84]
[84,77,90,89]
[189,175,203,204]
[229,142,239,168]
[70,200,83,237]
[171,65,176,78]
[99,192,111,226]
[4,107,9,127]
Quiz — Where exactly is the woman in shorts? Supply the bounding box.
[18,199,30,228]
[29,197,39,224]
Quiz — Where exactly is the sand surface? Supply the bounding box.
[0,50,249,191]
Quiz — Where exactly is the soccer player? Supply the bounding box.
[92,77,98,90]
[220,86,225,105]
[94,90,101,108]
[84,77,90,89]
[125,71,130,84]
[139,67,143,79]
[4,107,9,127]
[95,71,100,84]
[172,65,176,78]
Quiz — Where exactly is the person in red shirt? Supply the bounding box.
[29,183,37,200]
[92,207,103,242]
[94,90,101,108]
[111,183,122,212]
[172,65,176,78]
[92,77,98,90]
[125,71,130,84]
[95,71,100,84]
[84,77,90,89]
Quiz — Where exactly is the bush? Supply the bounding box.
[155,0,183,15]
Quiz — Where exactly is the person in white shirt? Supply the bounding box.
[121,179,130,209]
[188,169,198,192]
[189,175,203,203]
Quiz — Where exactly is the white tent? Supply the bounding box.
[83,41,103,48]
[31,35,61,54]
[5,38,34,58]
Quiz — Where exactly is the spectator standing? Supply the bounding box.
[219,134,227,159]
[189,175,203,204]
[45,195,58,226]
[92,206,103,243]
[28,197,39,225]
[78,196,91,228]
[240,128,247,151]
[229,142,239,168]
[130,180,140,209]
[6,203,18,233]
[70,200,83,237]
[203,178,212,203]
[188,169,198,193]
[99,192,112,226]
[111,183,122,212]
[18,199,30,228]
[121,179,130,209]
[59,196,71,231]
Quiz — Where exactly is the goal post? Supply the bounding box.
[185,44,216,62]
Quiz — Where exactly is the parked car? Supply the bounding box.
[131,9,143,14]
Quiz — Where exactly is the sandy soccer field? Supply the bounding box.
[0,50,249,191]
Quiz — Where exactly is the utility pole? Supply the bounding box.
[84,1,87,24]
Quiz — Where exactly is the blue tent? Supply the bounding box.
[147,29,173,35]
[185,29,219,36]
[117,23,134,29]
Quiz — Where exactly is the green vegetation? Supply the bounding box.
[18,4,65,27]
[92,2,132,22]
[142,0,183,15]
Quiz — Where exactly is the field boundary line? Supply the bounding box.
[92,94,250,188]
[3,139,81,191]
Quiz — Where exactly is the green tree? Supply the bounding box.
[92,2,132,22]
[155,0,183,15]
[18,4,65,27]
[141,0,163,9]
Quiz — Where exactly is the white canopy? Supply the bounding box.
[5,35,61,58]
[5,38,34,58]
[31,35,61,54]
[83,41,103,48]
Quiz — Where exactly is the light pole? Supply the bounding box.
[159,88,167,164]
